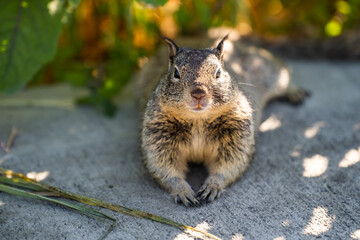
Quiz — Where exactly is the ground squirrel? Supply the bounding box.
[135,31,307,207]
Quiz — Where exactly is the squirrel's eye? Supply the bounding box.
[174,68,180,79]
[216,69,221,79]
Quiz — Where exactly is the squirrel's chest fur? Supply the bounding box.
[142,92,255,172]
[143,106,254,166]
[180,120,219,164]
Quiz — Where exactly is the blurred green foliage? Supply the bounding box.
[0,0,80,94]
[1,0,359,116]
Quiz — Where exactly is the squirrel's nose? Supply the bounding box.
[191,88,206,101]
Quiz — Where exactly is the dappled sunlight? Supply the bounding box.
[278,68,290,90]
[26,171,50,182]
[303,154,328,178]
[351,229,360,239]
[137,56,149,68]
[251,58,263,68]
[259,114,282,132]
[304,121,325,139]
[290,145,303,157]
[231,233,244,240]
[273,237,286,240]
[339,148,360,168]
[174,222,211,240]
[5,169,13,178]
[303,206,336,236]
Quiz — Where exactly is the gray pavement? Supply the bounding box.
[0,59,359,240]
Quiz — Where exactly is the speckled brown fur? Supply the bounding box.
[135,31,307,206]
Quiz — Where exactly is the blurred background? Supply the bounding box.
[29,0,360,115]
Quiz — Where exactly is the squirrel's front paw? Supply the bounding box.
[197,174,225,203]
[169,178,200,207]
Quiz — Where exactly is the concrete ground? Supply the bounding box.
[0,59,359,240]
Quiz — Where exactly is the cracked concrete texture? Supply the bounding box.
[0,59,360,240]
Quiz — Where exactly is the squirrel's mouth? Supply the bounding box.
[192,106,207,111]
[189,100,209,112]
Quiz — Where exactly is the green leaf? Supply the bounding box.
[0,0,70,94]
[136,0,167,7]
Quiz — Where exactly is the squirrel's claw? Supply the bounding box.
[197,174,225,203]
[197,183,224,204]
[171,180,200,207]
[174,192,200,207]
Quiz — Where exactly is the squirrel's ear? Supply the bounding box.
[214,34,229,60]
[163,37,179,63]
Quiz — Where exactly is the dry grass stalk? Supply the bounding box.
[5,127,18,153]
[0,167,222,240]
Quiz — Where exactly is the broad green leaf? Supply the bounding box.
[0,0,74,94]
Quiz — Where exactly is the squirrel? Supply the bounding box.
[135,31,308,207]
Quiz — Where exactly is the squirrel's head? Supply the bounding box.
[159,35,235,117]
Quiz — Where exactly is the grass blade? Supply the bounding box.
[0,167,222,240]
[0,176,47,191]
[99,222,116,240]
[5,126,18,152]
[0,183,116,240]
[0,183,115,222]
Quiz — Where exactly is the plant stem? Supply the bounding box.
[5,126,18,153]
[0,167,222,240]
